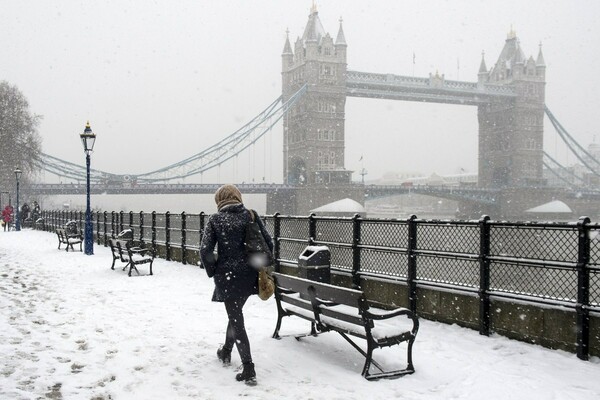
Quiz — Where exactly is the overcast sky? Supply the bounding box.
[2,0,599,184]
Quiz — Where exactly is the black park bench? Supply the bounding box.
[55,228,83,252]
[272,272,419,381]
[108,238,155,277]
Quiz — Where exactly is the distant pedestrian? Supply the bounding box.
[2,205,13,231]
[200,184,273,386]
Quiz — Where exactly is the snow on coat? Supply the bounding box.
[200,203,274,302]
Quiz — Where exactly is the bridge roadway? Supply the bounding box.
[30,183,506,205]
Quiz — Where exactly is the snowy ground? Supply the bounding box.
[1,230,599,400]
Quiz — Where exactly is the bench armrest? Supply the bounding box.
[129,246,155,257]
[363,307,414,321]
[364,307,419,337]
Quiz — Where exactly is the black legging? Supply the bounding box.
[224,295,252,364]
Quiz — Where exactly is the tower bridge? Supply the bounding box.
[29,6,600,219]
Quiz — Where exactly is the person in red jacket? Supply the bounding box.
[2,205,13,231]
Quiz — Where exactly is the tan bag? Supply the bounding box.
[258,269,274,301]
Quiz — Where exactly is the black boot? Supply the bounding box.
[217,345,232,365]
[235,362,256,386]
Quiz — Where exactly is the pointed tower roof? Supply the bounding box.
[335,17,347,46]
[514,41,526,64]
[492,28,531,72]
[302,4,326,44]
[282,29,293,55]
[479,51,487,73]
[536,42,546,66]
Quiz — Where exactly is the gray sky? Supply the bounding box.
[2,0,599,184]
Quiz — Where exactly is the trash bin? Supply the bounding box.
[117,229,134,240]
[298,245,331,284]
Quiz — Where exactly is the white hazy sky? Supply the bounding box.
[2,0,599,184]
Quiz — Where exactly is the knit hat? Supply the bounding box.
[215,184,243,211]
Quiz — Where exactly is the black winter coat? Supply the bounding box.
[200,203,274,302]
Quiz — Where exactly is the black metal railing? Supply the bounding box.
[38,210,599,360]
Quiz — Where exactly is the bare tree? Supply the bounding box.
[0,81,42,195]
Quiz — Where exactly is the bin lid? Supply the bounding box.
[299,245,330,260]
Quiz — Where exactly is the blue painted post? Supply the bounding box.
[84,153,93,255]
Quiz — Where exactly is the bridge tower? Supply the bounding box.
[478,31,546,188]
[269,5,363,215]
[281,5,351,186]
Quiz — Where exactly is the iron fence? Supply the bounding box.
[39,210,598,360]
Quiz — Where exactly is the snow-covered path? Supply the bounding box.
[1,230,599,400]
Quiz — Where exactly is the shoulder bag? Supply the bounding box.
[245,209,275,300]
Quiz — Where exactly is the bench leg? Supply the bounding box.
[361,337,417,381]
[111,257,116,270]
[149,260,153,276]
[272,313,284,339]
[272,314,317,340]
[128,264,140,277]
[406,337,415,372]
[361,342,376,379]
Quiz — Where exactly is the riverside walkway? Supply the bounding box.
[1,230,599,399]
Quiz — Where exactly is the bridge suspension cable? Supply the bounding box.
[545,106,600,178]
[34,84,308,183]
[542,151,586,188]
[34,153,113,184]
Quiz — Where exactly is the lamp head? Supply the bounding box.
[80,121,96,155]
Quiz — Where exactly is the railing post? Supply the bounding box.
[407,215,418,314]
[103,211,108,246]
[139,211,144,243]
[181,212,187,265]
[165,211,171,261]
[96,212,101,245]
[308,213,316,246]
[151,211,157,253]
[111,211,116,238]
[119,211,124,233]
[199,212,206,269]
[479,215,491,336]
[351,213,362,290]
[273,213,281,273]
[576,216,591,360]
[129,211,134,231]
[78,211,83,233]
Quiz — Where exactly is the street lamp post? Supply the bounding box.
[80,121,96,255]
[14,168,22,231]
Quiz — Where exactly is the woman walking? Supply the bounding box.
[2,205,13,231]
[200,184,273,385]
